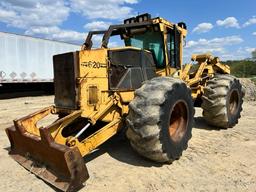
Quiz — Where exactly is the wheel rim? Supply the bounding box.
[229,89,239,116]
[169,100,188,143]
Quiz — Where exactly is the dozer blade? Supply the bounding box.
[5,107,89,192]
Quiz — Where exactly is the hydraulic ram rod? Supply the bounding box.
[75,123,90,138]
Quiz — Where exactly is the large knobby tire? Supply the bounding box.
[126,77,194,163]
[202,74,244,128]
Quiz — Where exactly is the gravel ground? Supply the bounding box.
[0,96,255,192]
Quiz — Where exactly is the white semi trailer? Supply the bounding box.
[0,32,80,84]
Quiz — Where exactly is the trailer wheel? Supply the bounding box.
[126,77,194,162]
[201,74,244,128]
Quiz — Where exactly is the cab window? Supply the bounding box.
[125,30,165,68]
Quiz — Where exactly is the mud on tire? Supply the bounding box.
[202,74,244,128]
[126,77,194,163]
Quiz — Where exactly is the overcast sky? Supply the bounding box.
[0,0,255,62]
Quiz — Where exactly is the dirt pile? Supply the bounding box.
[239,78,256,101]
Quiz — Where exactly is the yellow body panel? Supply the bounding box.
[78,49,119,122]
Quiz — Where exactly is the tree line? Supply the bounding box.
[223,60,256,78]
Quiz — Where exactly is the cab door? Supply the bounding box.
[166,26,182,74]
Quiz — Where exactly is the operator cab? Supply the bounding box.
[82,13,187,90]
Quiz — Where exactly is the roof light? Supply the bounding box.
[136,13,151,23]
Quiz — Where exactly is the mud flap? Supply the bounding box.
[5,108,89,192]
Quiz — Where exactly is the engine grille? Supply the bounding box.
[53,52,78,109]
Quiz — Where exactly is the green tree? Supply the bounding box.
[252,49,256,59]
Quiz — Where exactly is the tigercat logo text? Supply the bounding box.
[81,61,107,68]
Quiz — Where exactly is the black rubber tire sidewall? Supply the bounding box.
[160,83,194,159]
[226,79,243,127]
